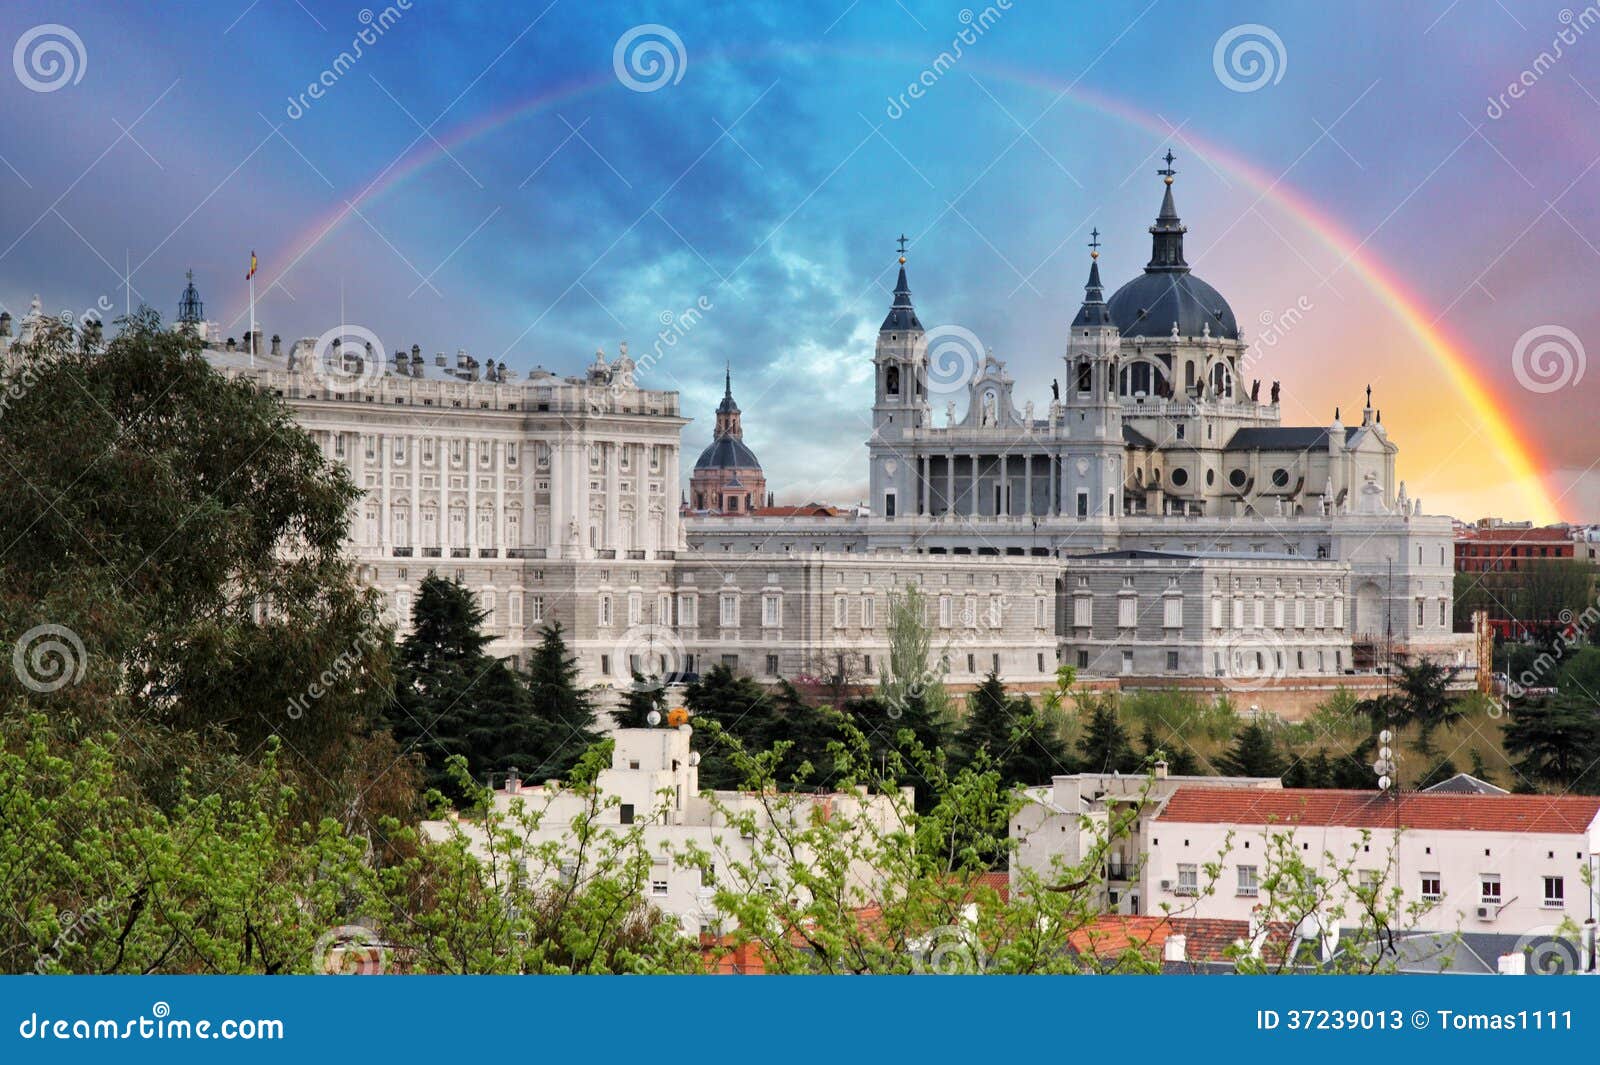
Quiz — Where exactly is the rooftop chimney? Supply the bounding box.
[1163,934,1187,962]
[1154,760,1169,780]
[270,334,281,356]
[435,352,446,366]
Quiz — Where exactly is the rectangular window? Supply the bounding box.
[719,593,739,628]
[1035,598,1048,629]
[657,594,672,625]
[1252,599,1264,629]
[509,592,523,627]
[628,592,643,626]
[1231,598,1245,628]
[1211,597,1223,629]
[762,593,781,628]
[765,653,779,676]
[1273,597,1285,628]
[1076,650,1089,669]
[600,653,611,675]
[963,595,978,628]
[678,594,698,628]
[1166,650,1179,672]
[1074,597,1092,627]
[1480,874,1502,905]
[1237,865,1258,897]
[1438,599,1448,627]
[1416,599,1426,627]
[1543,876,1565,907]
[863,597,876,628]
[938,595,952,628]
[1294,598,1307,628]
[650,880,668,897]
[1120,649,1133,675]
[529,595,544,623]
[1076,490,1088,518]
[620,803,635,825]
[1313,599,1326,628]
[1163,596,1182,628]
[1176,864,1198,896]
[834,596,848,628]
[598,594,612,627]
[1333,597,1345,629]
[1420,874,1441,900]
[482,591,495,629]
[1118,596,1136,628]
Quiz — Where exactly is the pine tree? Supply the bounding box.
[614,673,666,728]
[522,622,602,781]
[1139,724,1199,776]
[957,673,1074,786]
[1217,720,1286,779]
[684,663,776,788]
[1076,696,1137,773]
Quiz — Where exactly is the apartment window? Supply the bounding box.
[509,591,523,627]
[482,591,495,629]
[1076,650,1089,669]
[1211,597,1223,628]
[1438,599,1448,627]
[598,594,612,627]
[657,594,672,625]
[938,595,952,628]
[719,593,739,628]
[627,592,643,626]
[834,596,848,628]
[393,437,406,462]
[1480,874,1502,905]
[1163,596,1183,628]
[650,880,668,897]
[1074,597,1092,627]
[620,803,635,825]
[965,653,975,674]
[1420,874,1441,900]
[600,653,611,675]
[964,595,978,627]
[1543,876,1565,907]
[762,593,781,627]
[1120,649,1133,674]
[1416,599,1426,627]
[1117,596,1136,628]
[1176,864,1198,896]
[1237,865,1259,897]
[1358,870,1381,894]
[765,654,779,676]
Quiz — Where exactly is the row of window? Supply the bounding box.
[393,590,545,629]
[1173,865,1569,909]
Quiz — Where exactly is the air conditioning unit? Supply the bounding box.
[1159,879,1173,891]
[1477,905,1498,921]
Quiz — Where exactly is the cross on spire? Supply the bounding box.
[896,233,909,264]
[1158,150,1177,182]
[1088,227,1101,259]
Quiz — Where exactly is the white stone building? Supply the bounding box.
[421,725,908,935]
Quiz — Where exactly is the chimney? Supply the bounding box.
[225,337,237,351]
[456,349,467,369]
[1163,934,1187,962]
[271,334,282,356]
[1154,759,1169,780]
[435,352,446,366]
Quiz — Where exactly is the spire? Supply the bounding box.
[1146,150,1188,273]
[717,362,739,415]
[880,235,923,332]
[178,268,203,324]
[1071,231,1114,328]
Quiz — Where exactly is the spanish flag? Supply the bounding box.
[245,251,257,281]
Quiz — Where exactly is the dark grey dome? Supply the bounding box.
[1106,270,1238,340]
[694,435,761,470]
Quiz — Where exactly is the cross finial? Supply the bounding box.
[1158,150,1177,183]
[1365,383,1372,406]
[1088,227,1101,259]
[185,268,194,283]
[896,233,908,264]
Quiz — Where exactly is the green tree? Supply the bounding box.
[1503,695,1600,793]
[614,674,667,729]
[684,663,775,788]
[0,309,409,832]
[1075,695,1138,773]
[956,673,1076,786]
[1139,724,1199,776]
[521,622,602,781]
[1217,720,1287,778]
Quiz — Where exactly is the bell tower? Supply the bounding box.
[1061,233,1125,520]
[869,237,926,520]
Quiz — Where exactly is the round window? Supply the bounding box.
[1228,469,1247,489]
[1272,468,1290,488]
[1170,467,1189,487]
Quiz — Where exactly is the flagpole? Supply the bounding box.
[248,272,256,368]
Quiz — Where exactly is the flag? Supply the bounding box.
[245,251,257,281]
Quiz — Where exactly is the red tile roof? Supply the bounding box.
[1156,787,1600,834]
[1066,915,1292,965]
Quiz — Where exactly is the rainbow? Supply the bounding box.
[228,51,1561,523]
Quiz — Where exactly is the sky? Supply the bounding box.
[1,0,1597,523]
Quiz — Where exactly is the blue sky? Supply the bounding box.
[2,1,1598,520]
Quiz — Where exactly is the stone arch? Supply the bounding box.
[1353,580,1384,636]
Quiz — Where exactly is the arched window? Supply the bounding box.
[1210,362,1232,398]
[885,364,900,396]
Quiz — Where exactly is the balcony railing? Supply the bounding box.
[421,547,441,557]
[451,548,470,558]
[392,547,413,557]
[479,548,498,558]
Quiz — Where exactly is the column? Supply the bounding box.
[411,432,421,550]
[494,438,505,553]
[635,442,649,550]
[466,439,478,551]
[379,434,391,551]
[437,435,448,552]
[970,453,981,517]
[1024,454,1032,518]
[945,453,954,518]
[918,455,927,516]
[664,439,680,550]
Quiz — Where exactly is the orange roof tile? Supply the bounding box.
[1156,787,1600,835]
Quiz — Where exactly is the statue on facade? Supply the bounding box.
[1250,379,1260,403]
[1050,378,1060,402]
[1023,400,1034,424]
[945,401,956,427]
[981,390,998,427]
[1270,380,1280,405]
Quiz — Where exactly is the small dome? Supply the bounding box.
[1106,270,1238,340]
[694,435,761,471]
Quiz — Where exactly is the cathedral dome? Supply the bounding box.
[1106,270,1238,340]
[1105,154,1239,341]
[694,434,761,471]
